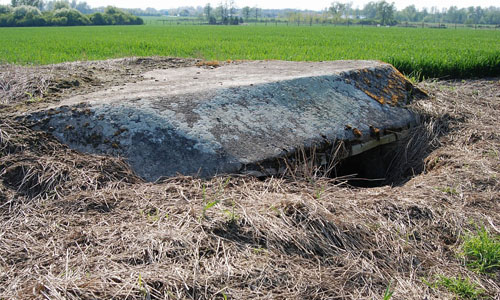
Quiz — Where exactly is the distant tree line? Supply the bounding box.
[203,2,243,25]
[159,1,500,27]
[285,1,499,26]
[0,0,143,26]
[395,5,500,25]
[1,0,498,27]
[324,1,500,26]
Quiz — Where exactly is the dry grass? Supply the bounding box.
[0,119,141,201]
[0,64,54,105]
[0,73,499,299]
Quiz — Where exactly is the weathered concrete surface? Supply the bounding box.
[23,60,423,181]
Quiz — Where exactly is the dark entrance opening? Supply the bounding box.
[332,143,402,187]
[248,123,440,187]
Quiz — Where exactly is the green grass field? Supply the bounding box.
[1,24,499,79]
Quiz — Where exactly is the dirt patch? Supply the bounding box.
[0,59,499,299]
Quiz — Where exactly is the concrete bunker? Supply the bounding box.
[22,60,426,183]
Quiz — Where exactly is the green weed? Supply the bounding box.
[222,200,239,223]
[269,204,280,216]
[437,186,458,195]
[314,185,325,199]
[201,177,231,219]
[383,282,393,300]
[141,207,162,223]
[137,274,148,297]
[485,149,499,159]
[406,69,423,84]
[252,247,268,255]
[24,92,43,103]
[461,227,500,274]
[432,275,484,300]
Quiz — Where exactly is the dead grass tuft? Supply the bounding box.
[0,121,13,154]
[0,64,54,104]
[0,118,141,203]
[383,112,449,185]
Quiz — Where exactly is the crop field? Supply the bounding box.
[0,24,499,79]
[1,18,500,300]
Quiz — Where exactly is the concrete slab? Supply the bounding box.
[23,60,423,181]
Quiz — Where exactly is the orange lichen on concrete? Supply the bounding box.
[387,76,406,91]
[369,125,380,139]
[363,89,385,105]
[388,65,408,81]
[386,66,411,89]
[196,60,220,68]
[391,94,399,105]
[353,128,363,138]
[352,65,415,107]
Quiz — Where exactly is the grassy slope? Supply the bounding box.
[0,25,499,79]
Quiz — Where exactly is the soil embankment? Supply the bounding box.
[0,58,498,299]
